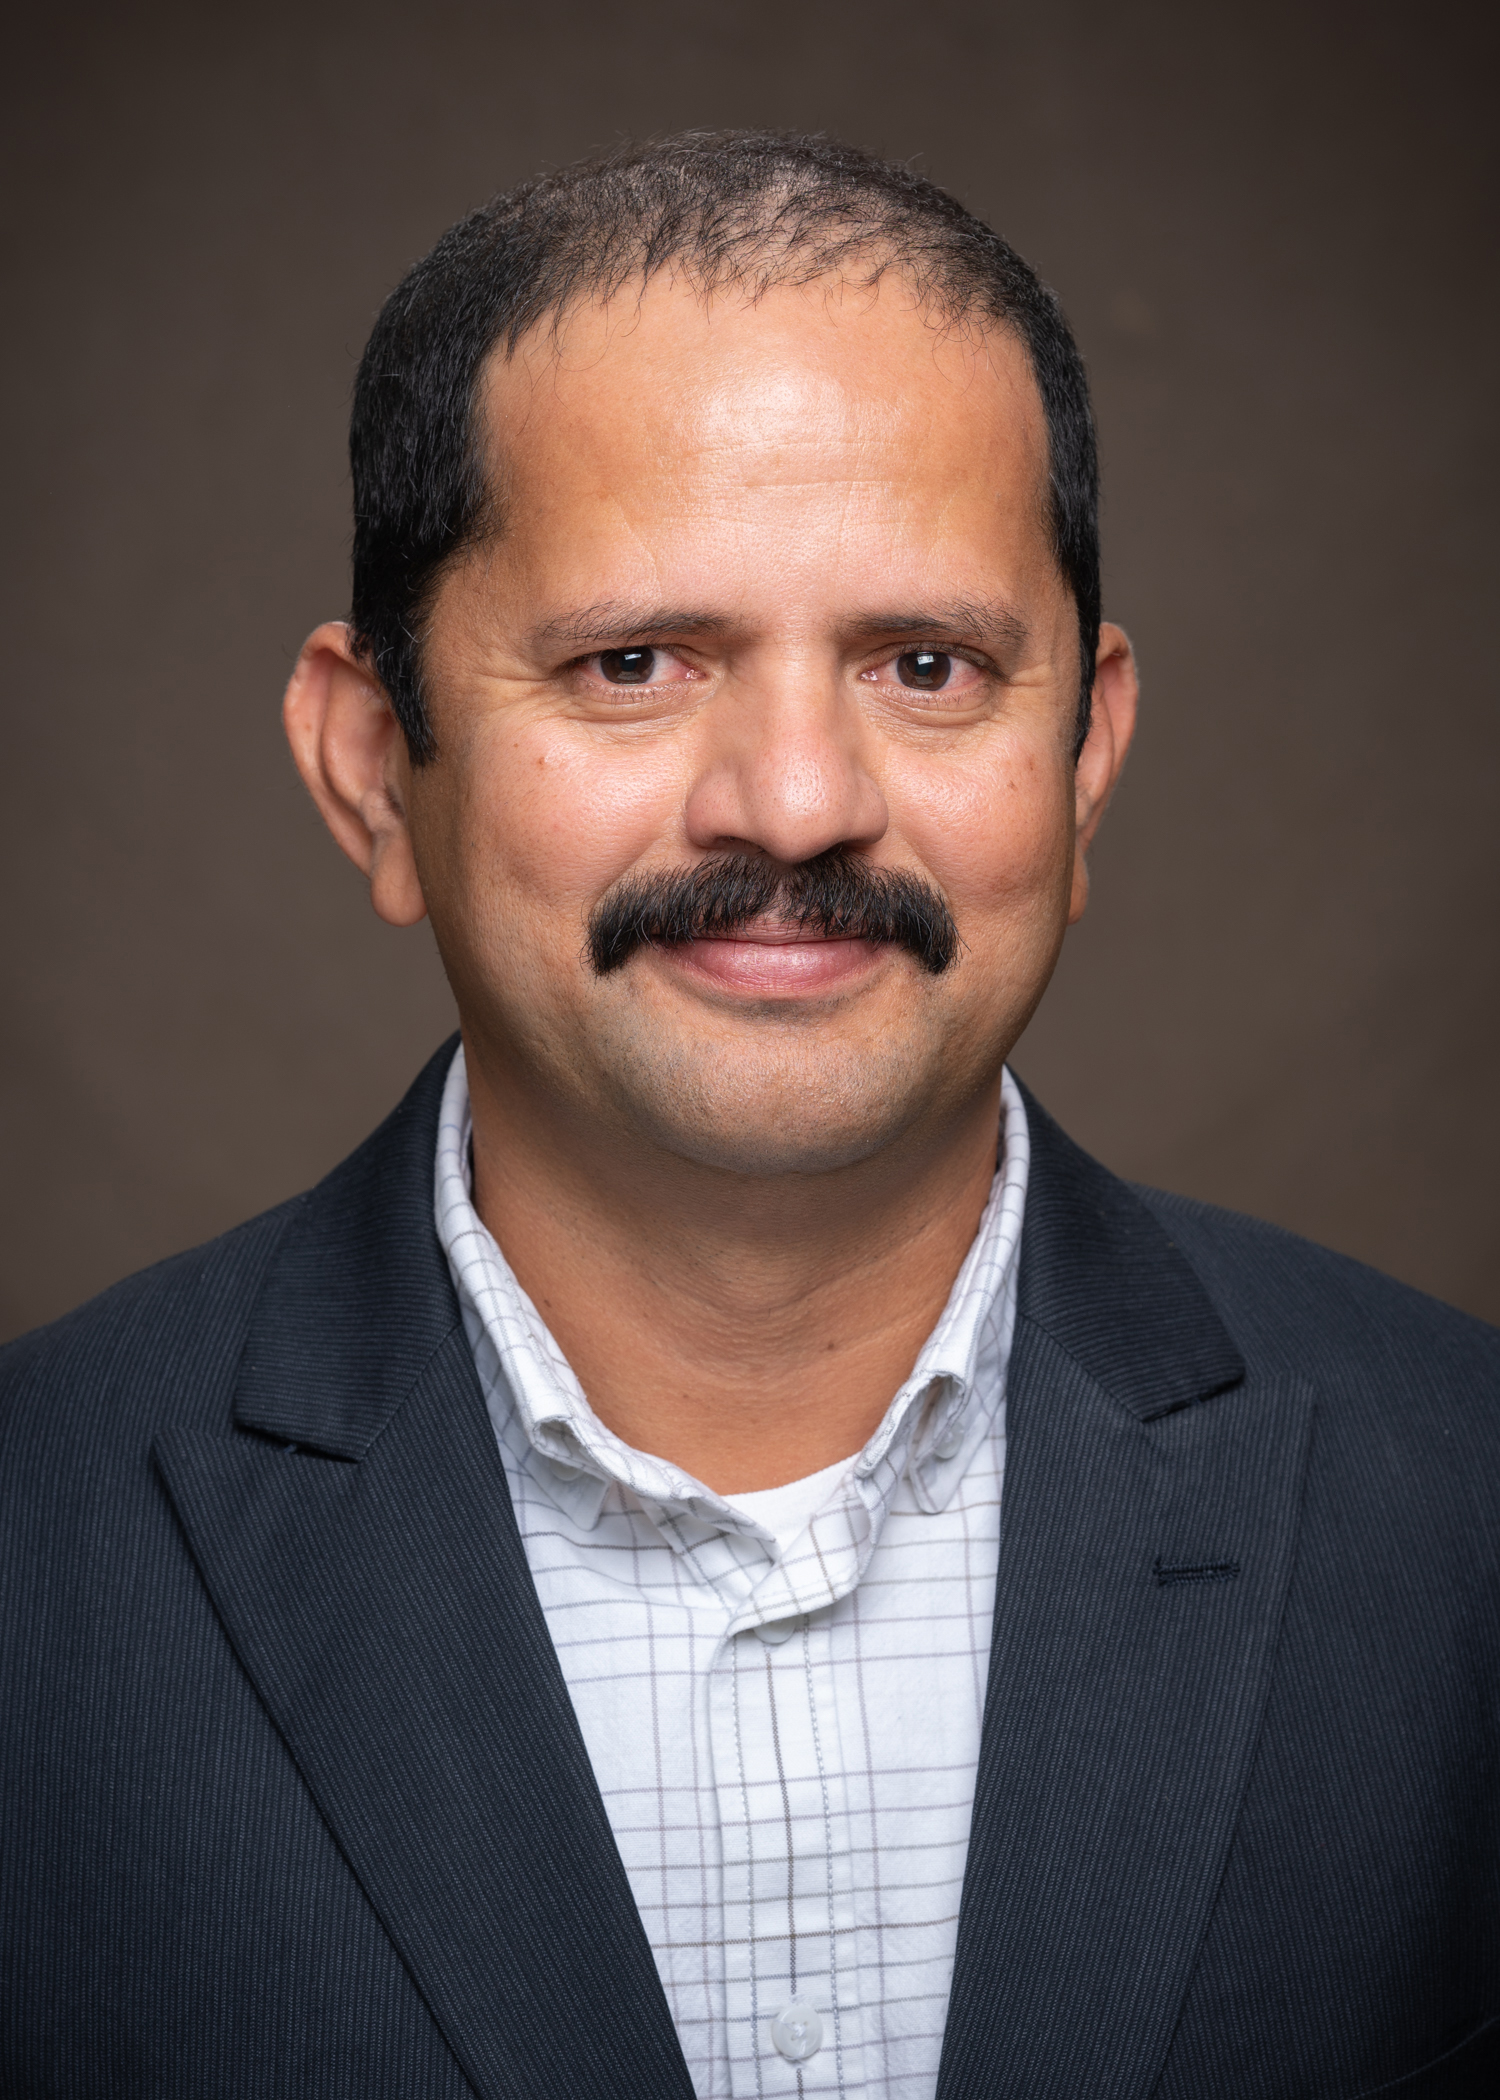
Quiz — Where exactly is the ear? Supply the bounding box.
[281,623,428,927]
[1068,621,1139,925]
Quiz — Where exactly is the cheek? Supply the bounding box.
[446,720,690,928]
[900,742,1074,920]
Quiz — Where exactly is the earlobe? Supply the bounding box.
[282,623,429,928]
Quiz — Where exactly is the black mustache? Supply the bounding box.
[587,851,960,976]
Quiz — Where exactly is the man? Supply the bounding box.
[1,131,1495,2099]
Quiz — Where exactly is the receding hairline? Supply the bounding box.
[460,256,1050,551]
[506,225,1024,349]
[472,153,1045,354]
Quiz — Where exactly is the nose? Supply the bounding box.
[682,674,888,866]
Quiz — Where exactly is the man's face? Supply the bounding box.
[401,272,1124,1175]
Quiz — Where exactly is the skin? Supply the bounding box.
[284,271,1137,1491]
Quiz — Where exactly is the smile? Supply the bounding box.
[659,929,888,997]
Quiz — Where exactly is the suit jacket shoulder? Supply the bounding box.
[1131,1179,1500,1530]
[0,1036,458,1459]
[0,1199,298,1452]
[1135,1177,1500,1377]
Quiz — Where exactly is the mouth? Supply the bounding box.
[659,925,888,998]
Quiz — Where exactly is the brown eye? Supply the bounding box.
[895,649,953,690]
[599,646,658,684]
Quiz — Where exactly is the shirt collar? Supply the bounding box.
[435,1043,1028,1540]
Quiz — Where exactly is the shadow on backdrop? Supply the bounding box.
[3,0,1496,1336]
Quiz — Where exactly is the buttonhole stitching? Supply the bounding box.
[1154,1557,1241,1587]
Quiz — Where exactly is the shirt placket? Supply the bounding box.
[712,1607,858,2097]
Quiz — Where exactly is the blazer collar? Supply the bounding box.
[231,1036,464,1459]
[1014,1077,1246,1417]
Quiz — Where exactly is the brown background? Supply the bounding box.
[3,0,1496,1340]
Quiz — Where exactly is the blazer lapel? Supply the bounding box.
[154,1041,694,2100]
[937,1090,1314,2100]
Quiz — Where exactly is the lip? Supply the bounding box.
[655,930,888,998]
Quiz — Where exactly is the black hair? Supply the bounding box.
[348,129,1100,763]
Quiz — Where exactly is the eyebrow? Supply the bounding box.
[852,601,1030,650]
[528,604,726,651]
[528,596,1030,654]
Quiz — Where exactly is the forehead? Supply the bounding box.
[474,273,1054,600]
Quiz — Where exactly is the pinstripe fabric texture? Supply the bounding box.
[0,1203,479,2098]
[435,1046,1029,2100]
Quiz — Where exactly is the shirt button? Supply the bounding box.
[933,1422,964,1460]
[771,2003,823,2062]
[754,1618,798,1646]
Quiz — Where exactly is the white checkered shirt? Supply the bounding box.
[435,1045,1029,2100]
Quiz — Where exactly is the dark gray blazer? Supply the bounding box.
[2,1040,1496,2097]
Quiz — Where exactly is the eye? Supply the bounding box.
[858,645,990,710]
[584,646,700,691]
[598,646,659,684]
[895,649,956,690]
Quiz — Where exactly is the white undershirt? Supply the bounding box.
[721,1457,858,1556]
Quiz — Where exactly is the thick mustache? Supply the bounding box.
[587,851,960,976]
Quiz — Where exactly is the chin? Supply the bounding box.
[596,1031,966,1180]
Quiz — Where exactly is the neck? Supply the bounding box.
[462,1040,1004,1494]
